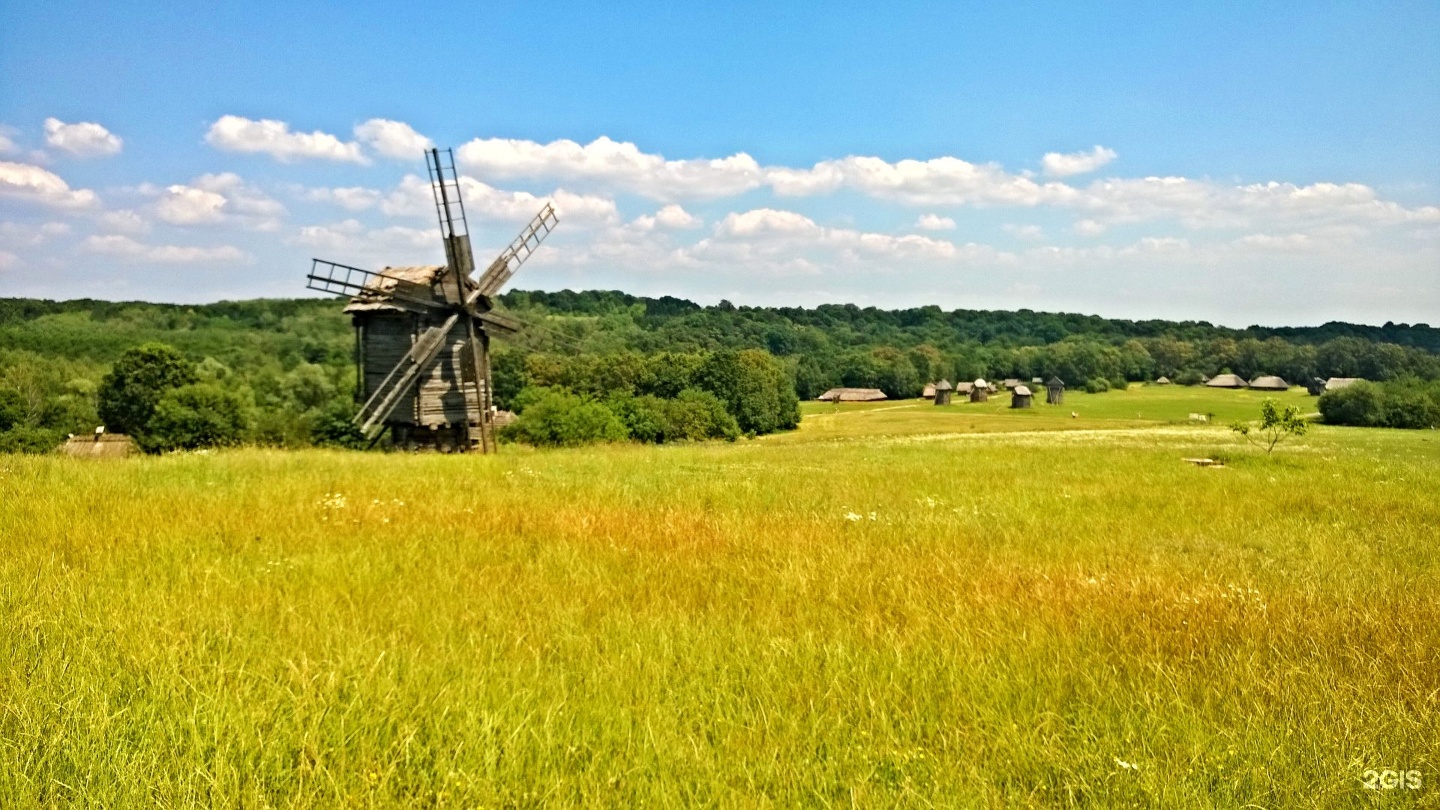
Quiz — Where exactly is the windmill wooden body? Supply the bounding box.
[305,148,558,452]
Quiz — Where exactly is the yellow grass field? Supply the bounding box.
[2,386,1437,807]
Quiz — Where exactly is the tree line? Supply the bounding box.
[2,292,1438,452]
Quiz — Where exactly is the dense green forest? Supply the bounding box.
[2,291,1437,451]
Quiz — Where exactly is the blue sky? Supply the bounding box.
[1,1,1437,326]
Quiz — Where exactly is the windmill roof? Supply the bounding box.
[343,265,470,313]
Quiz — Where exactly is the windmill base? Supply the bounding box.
[390,422,487,453]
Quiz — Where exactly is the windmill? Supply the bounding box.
[305,147,558,452]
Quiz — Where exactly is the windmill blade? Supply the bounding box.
[426,148,475,302]
[353,312,461,436]
[475,310,523,336]
[306,258,448,313]
[474,203,559,298]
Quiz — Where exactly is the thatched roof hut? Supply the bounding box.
[1205,373,1248,389]
[60,428,136,459]
[922,382,936,399]
[1011,384,1033,409]
[969,378,989,403]
[1155,376,1171,385]
[933,379,953,405]
[1249,375,1289,391]
[1002,378,1022,390]
[817,387,888,402]
[1046,376,1065,405]
[1325,377,1361,392]
[954,381,974,395]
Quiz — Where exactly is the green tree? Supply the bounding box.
[503,388,628,447]
[141,382,251,453]
[97,343,197,436]
[1231,398,1309,454]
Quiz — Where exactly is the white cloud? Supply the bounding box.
[150,173,285,230]
[1004,223,1045,241]
[205,115,367,164]
[303,185,384,211]
[0,128,18,156]
[0,161,98,208]
[1042,146,1117,178]
[457,135,764,200]
[1073,219,1106,236]
[379,173,617,227]
[83,234,249,263]
[355,119,433,160]
[99,209,150,234]
[0,250,16,271]
[630,204,703,232]
[43,118,123,157]
[770,155,1082,208]
[916,214,956,231]
[0,221,71,246]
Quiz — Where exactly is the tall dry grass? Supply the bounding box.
[1,404,1436,806]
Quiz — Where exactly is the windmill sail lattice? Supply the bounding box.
[303,147,559,452]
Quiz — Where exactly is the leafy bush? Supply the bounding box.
[97,343,197,436]
[502,388,628,447]
[1084,378,1110,394]
[0,425,64,454]
[311,401,368,448]
[140,383,251,453]
[1317,381,1385,427]
[1318,379,1440,429]
[694,350,800,435]
[1174,369,1205,386]
[662,389,740,442]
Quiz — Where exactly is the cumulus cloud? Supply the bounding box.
[690,208,995,268]
[150,173,285,230]
[205,115,367,164]
[1004,224,1045,241]
[457,136,764,200]
[1042,146,1117,178]
[0,161,98,208]
[0,128,19,156]
[99,209,150,234]
[44,118,123,157]
[303,185,384,211]
[630,204,703,232]
[355,119,434,160]
[0,249,16,271]
[916,214,956,231]
[1073,219,1106,236]
[0,221,71,246]
[83,234,250,263]
[769,155,1081,208]
[380,173,617,227]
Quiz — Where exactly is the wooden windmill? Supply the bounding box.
[305,147,558,452]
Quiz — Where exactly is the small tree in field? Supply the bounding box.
[1231,398,1309,455]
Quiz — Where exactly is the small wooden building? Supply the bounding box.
[1324,377,1361,392]
[817,387,888,402]
[1010,384,1033,409]
[1046,376,1065,405]
[1002,378,1022,391]
[1249,375,1289,391]
[1305,377,1327,396]
[922,382,936,399]
[969,378,989,403]
[1155,375,1171,385]
[60,428,136,459]
[933,379,953,405]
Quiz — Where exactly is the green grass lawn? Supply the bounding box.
[2,386,1436,807]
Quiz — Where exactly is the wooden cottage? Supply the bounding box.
[933,379,953,405]
[969,378,989,403]
[1154,376,1171,385]
[1324,377,1361,392]
[817,387,888,402]
[1046,376,1065,405]
[345,265,483,451]
[922,382,936,399]
[1002,378,1022,391]
[60,428,136,459]
[1010,384,1033,409]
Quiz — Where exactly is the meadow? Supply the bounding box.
[2,386,1436,807]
